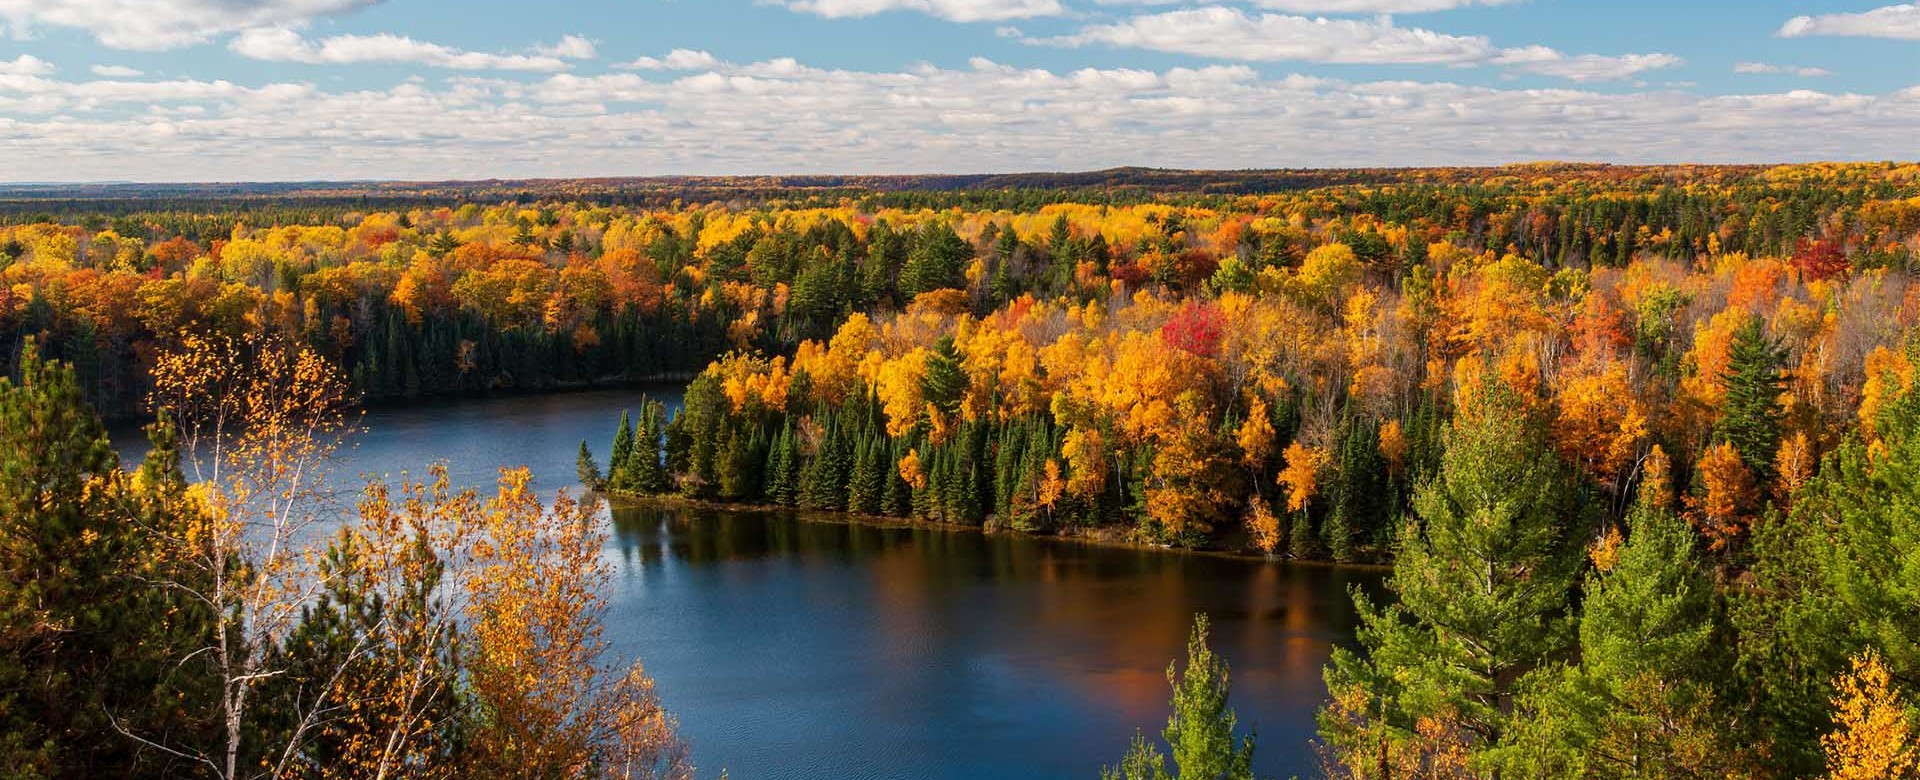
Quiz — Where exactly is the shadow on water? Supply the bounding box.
[605,503,1387,780]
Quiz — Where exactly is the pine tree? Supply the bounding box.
[1499,503,1745,778]
[716,426,752,500]
[1324,415,1386,563]
[0,344,215,775]
[1104,614,1255,780]
[1321,372,1586,769]
[899,222,971,298]
[1736,371,1920,772]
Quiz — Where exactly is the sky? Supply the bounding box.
[0,0,1915,181]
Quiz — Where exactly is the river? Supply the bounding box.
[115,387,1385,780]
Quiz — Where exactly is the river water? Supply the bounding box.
[115,387,1385,779]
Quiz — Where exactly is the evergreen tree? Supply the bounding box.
[1498,504,1745,778]
[847,434,884,515]
[1323,415,1386,563]
[609,410,636,491]
[1321,373,1586,769]
[1735,371,1920,772]
[633,399,669,494]
[801,419,851,511]
[1102,614,1256,780]
[577,440,604,490]
[883,437,913,516]
[920,337,967,422]
[1716,316,1787,477]
[899,222,972,298]
[765,423,801,506]
[0,345,216,776]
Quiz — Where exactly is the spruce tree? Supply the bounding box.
[576,440,604,490]
[609,410,635,491]
[801,420,851,511]
[883,438,913,516]
[847,434,884,515]
[920,337,967,421]
[766,423,801,506]
[1716,316,1787,477]
[633,399,669,494]
[716,426,752,500]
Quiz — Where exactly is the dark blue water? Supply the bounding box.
[115,388,1384,780]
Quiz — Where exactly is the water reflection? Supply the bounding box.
[605,503,1385,780]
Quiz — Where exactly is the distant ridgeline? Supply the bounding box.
[3,161,1918,544]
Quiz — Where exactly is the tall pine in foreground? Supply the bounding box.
[0,345,217,777]
[1101,614,1257,780]
[1320,370,1586,775]
[1497,502,1750,778]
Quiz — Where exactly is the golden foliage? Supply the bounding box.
[1822,652,1919,780]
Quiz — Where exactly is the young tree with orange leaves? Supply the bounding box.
[1821,652,1918,780]
[462,468,689,779]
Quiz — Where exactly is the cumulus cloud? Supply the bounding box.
[0,55,1914,181]
[619,49,722,71]
[0,54,54,76]
[89,64,144,77]
[1734,62,1831,78]
[229,28,578,71]
[533,34,597,60]
[1095,0,1522,11]
[1779,4,1920,40]
[1036,7,1499,64]
[0,0,378,50]
[769,0,1064,23]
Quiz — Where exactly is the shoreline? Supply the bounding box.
[599,490,1393,571]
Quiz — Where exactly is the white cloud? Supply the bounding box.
[1036,7,1499,64]
[1095,0,1522,11]
[619,49,722,71]
[534,34,597,60]
[0,0,378,50]
[1037,7,1676,79]
[769,0,1064,23]
[89,64,144,77]
[1,56,1914,181]
[1734,62,1831,78]
[1499,50,1682,82]
[229,28,575,71]
[1780,4,1920,40]
[0,54,54,76]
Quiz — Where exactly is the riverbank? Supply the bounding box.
[598,490,1393,570]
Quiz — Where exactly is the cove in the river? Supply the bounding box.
[112,387,1386,779]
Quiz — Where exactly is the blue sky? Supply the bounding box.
[0,0,1915,181]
